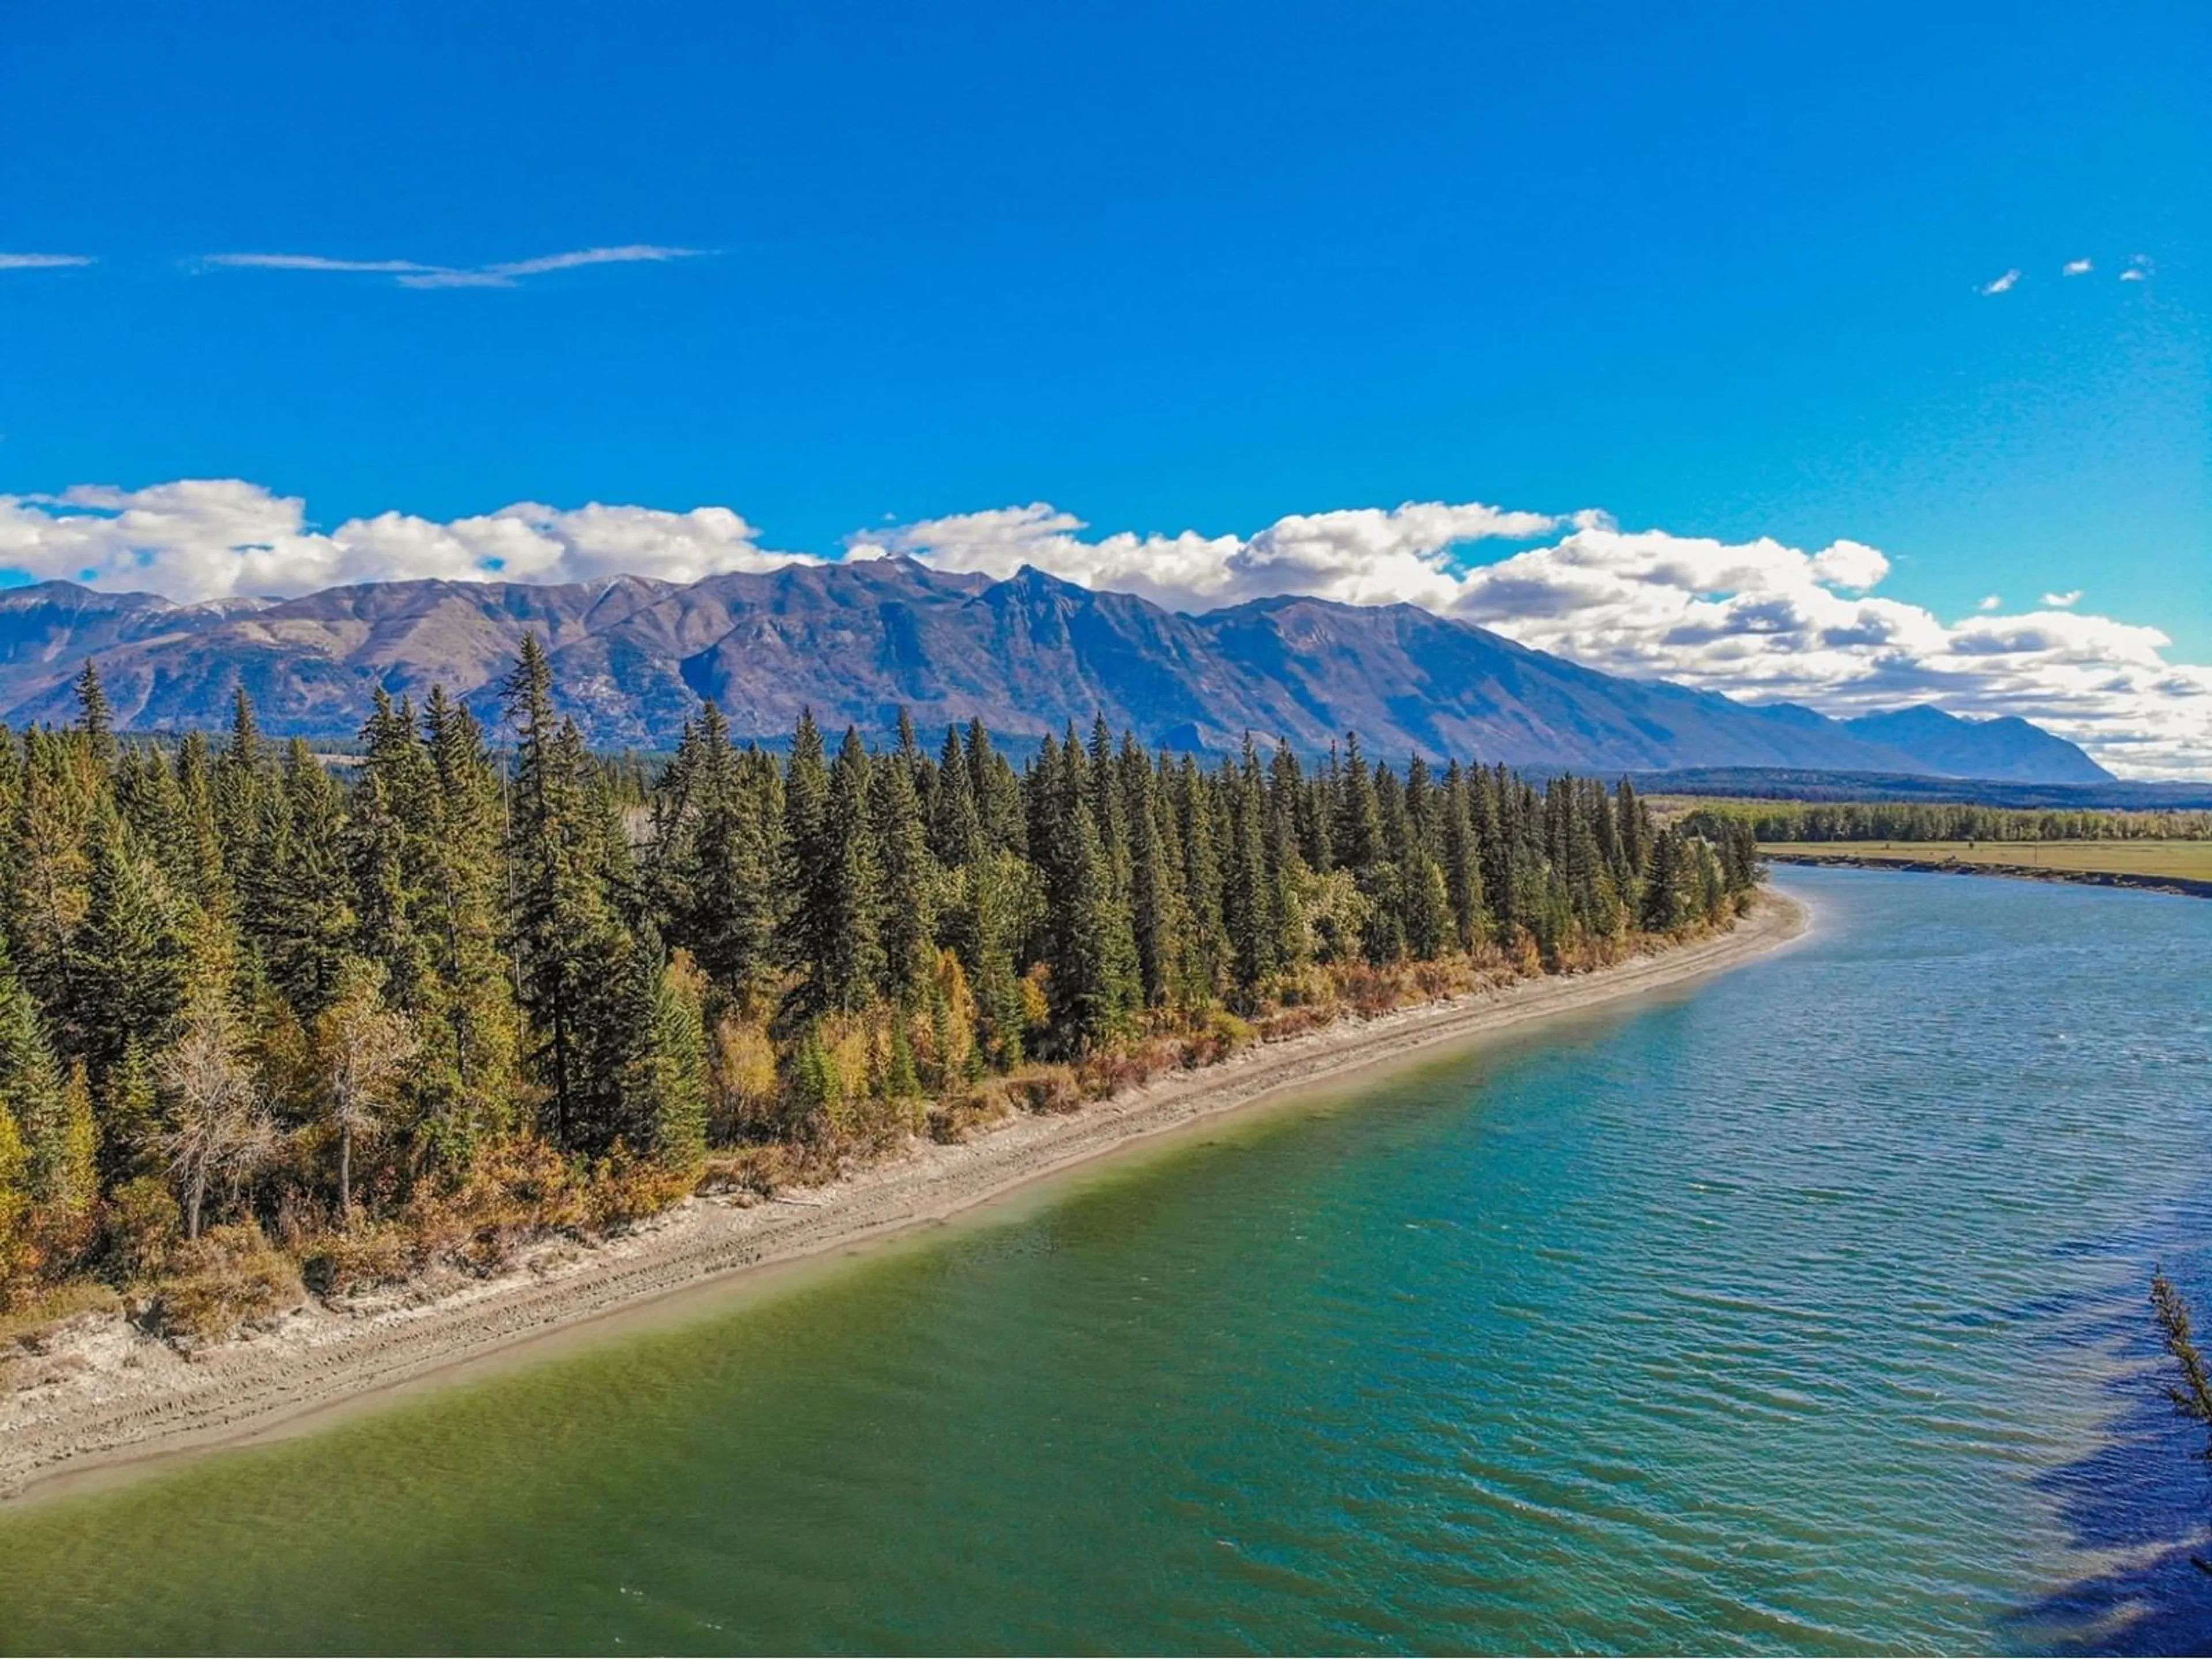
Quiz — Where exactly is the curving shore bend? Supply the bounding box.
[2,891,1809,1501]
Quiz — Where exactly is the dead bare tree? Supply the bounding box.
[157,991,272,1240]
[322,969,420,1228]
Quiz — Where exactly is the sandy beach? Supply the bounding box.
[2,891,1808,1502]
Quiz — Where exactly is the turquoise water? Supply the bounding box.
[4,867,2211,1655]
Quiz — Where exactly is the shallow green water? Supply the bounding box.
[5,868,2212,1655]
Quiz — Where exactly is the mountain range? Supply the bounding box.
[0,562,2112,784]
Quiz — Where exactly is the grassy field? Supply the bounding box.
[1759,839,2212,882]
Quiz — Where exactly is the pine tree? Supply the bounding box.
[1615,778,1647,888]
[616,939,709,1168]
[1222,747,1277,1000]
[103,1041,160,1185]
[0,950,77,1271]
[819,728,887,1012]
[502,638,626,1147]
[1332,733,1382,877]
[1173,755,1228,1005]
[1123,738,1186,1009]
[419,686,517,1135]
[930,724,982,870]
[73,661,116,772]
[1047,804,1124,1053]
[247,742,354,1018]
[75,818,188,1093]
[778,711,831,996]
[351,689,441,1009]
[662,702,778,999]
[1440,761,1486,952]
[1641,827,1690,933]
[11,729,105,1025]
[214,684,267,856]
[169,731,231,914]
[872,728,938,1007]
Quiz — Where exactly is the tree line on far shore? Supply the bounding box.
[1692,798,2211,844]
[0,644,1758,1328]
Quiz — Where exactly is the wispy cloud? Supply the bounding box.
[205,253,441,276]
[2042,590,2082,608]
[203,245,707,289]
[400,246,705,288]
[1978,594,2002,611]
[2062,257,2093,276]
[2120,253,2154,283]
[1982,268,2021,295]
[0,253,95,270]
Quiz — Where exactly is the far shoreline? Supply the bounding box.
[1,889,1811,1506]
[1761,849,2212,901]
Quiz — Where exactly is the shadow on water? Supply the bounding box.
[2002,1233,2212,1657]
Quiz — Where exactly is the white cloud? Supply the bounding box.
[0,253,94,270]
[0,480,806,600]
[847,501,1559,613]
[204,246,706,289]
[204,254,441,275]
[2063,258,2093,276]
[1978,594,2002,611]
[872,498,2212,779]
[3,480,2205,779]
[2120,255,2154,283]
[1982,268,2021,294]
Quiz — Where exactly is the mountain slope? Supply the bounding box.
[0,565,2111,782]
[1842,706,2114,785]
[1189,598,1925,772]
[0,582,272,710]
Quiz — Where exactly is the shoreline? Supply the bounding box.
[1,891,1809,1504]
[1761,850,2212,901]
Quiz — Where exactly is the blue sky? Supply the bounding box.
[1,2,2206,771]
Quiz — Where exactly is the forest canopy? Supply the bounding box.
[0,645,1759,1328]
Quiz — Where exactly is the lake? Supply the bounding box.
[4,866,2210,1654]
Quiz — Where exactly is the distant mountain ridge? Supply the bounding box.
[0,563,2113,783]
[1838,706,2112,786]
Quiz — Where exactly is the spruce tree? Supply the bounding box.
[0,950,78,1268]
[8,729,95,1035]
[418,687,519,1146]
[1440,761,1486,952]
[1048,804,1123,1053]
[871,735,937,1007]
[1641,827,1689,933]
[1222,749,1277,999]
[502,638,626,1147]
[74,819,188,1093]
[664,702,777,999]
[73,660,116,772]
[818,727,886,1013]
[778,711,831,999]
[249,741,355,1018]
[1173,755,1227,1005]
[613,935,709,1168]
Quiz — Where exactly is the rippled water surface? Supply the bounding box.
[5,868,2212,1655]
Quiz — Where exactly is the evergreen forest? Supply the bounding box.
[0,643,1759,1332]
[1691,798,2212,844]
